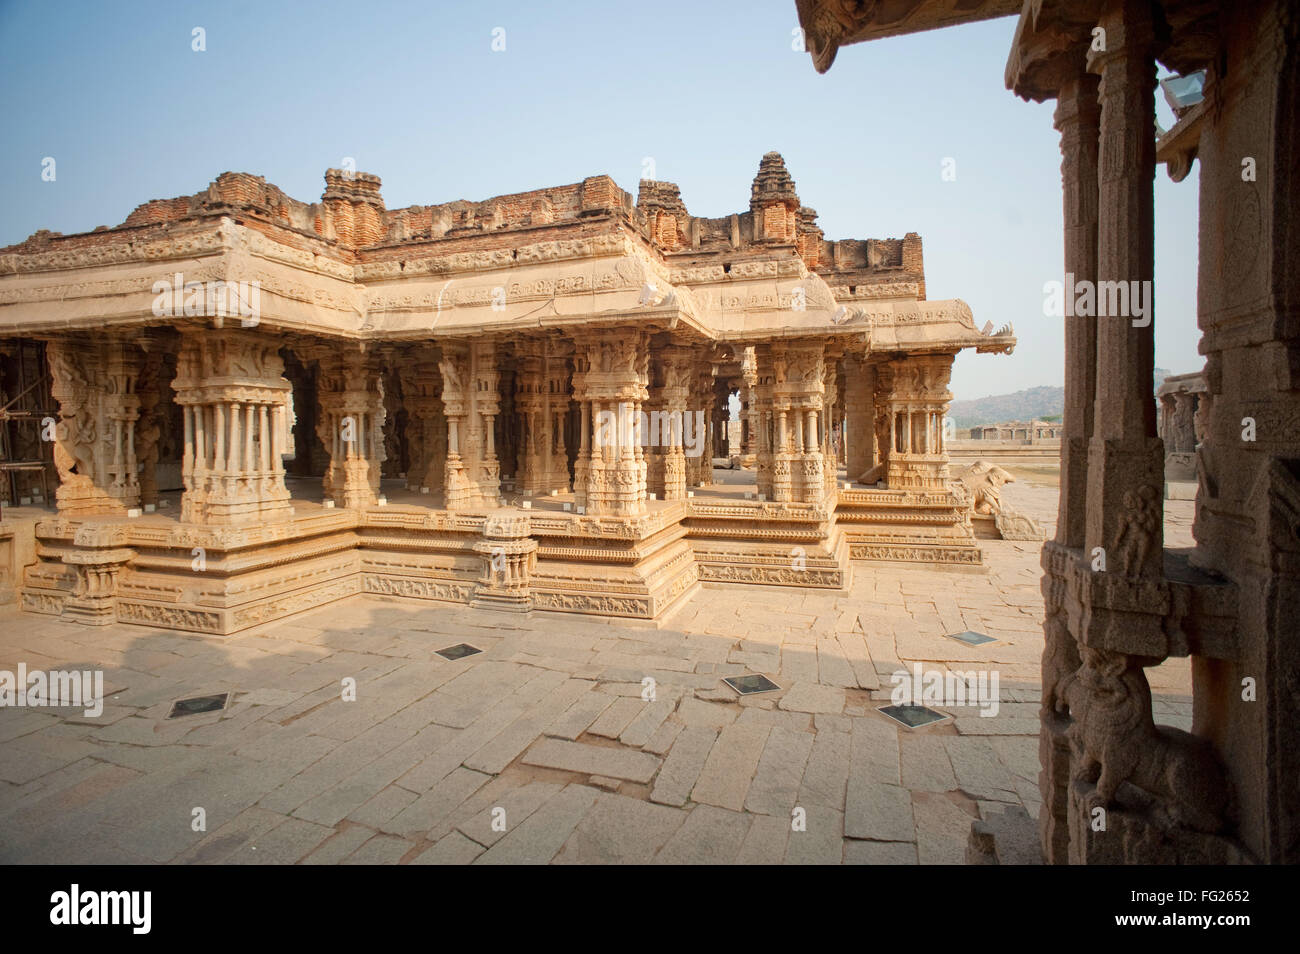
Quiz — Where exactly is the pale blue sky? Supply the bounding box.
[0,0,1202,399]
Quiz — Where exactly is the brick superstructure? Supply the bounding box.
[3,154,929,306]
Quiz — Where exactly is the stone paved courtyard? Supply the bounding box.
[0,478,1194,864]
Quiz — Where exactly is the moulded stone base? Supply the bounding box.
[61,595,119,625]
[17,487,996,634]
[837,485,983,565]
[693,530,849,589]
[55,483,129,518]
[116,550,363,635]
[1066,780,1254,864]
[469,590,533,612]
[532,538,699,619]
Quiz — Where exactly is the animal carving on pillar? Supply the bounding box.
[1061,647,1232,834]
[1041,592,1081,719]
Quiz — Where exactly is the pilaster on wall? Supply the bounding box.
[571,327,650,516]
[45,336,145,517]
[172,328,293,525]
[315,347,386,509]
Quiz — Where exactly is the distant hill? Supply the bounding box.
[949,386,1064,428]
[950,368,1171,428]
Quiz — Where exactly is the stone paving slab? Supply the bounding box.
[650,726,717,807]
[690,722,769,811]
[521,738,660,783]
[553,793,686,864]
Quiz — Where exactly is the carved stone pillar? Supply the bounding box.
[573,363,591,505]
[772,340,829,503]
[513,338,570,496]
[822,348,841,496]
[439,342,472,509]
[689,361,714,488]
[439,339,502,510]
[741,346,758,468]
[754,344,777,500]
[1040,54,1101,866]
[712,378,731,459]
[876,352,954,491]
[843,352,877,482]
[873,369,893,485]
[648,346,692,501]
[475,340,502,504]
[571,328,649,516]
[380,361,404,480]
[134,345,171,509]
[396,348,445,495]
[46,336,145,517]
[1083,0,1163,581]
[515,342,545,495]
[545,344,572,492]
[172,328,292,525]
[315,347,386,509]
[1067,0,1185,867]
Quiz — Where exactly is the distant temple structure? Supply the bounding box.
[968,420,1062,442]
[1156,369,1206,485]
[0,154,1014,633]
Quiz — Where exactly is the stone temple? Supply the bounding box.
[0,153,1015,635]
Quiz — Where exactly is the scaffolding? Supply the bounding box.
[0,340,55,510]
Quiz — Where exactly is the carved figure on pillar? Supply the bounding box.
[45,337,145,517]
